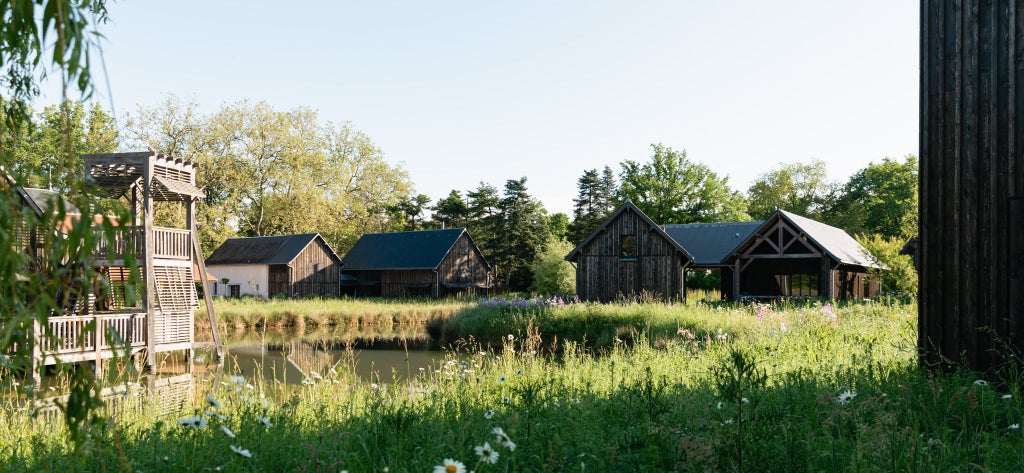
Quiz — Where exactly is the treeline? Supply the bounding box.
[1,98,917,294]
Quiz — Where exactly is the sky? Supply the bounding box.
[41,1,919,216]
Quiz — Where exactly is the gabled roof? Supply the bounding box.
[206,233,341,266]
[663,221,763,266]
[341,228,488,271]
[23,188,81,214]
[727,210,883,268]
[1,167,43,216]
[565,200,694,263]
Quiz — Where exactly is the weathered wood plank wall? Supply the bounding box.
[920,0,1024,370]
[574,208,685,302]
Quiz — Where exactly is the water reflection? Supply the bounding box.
[197,327,446,385]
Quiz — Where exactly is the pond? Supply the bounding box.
[192,326,448,385]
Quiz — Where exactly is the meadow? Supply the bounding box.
[1,298,1022,472]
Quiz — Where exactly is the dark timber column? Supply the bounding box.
[920,1,1024,370]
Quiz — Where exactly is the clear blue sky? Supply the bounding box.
[43,1,919,215]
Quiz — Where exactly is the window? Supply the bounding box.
[229,284,241,298]
[620,235,637,259]
[773,273,818,297]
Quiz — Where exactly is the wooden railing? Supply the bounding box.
[39,312,147,356]
[93,226,191,261]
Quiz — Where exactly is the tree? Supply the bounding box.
[568,168,604,244]
[432,190,469,229]
[746,159,836,220]
[387,194,432,231]
[856,234,917,296]
[530,236,575,295]
[466,182,502,264]
[618,144,750,224]
[123,96,413,255]
[546,212,569,241]
[829,156,918,238]
[493,177,548,291]
[1,101,117,191]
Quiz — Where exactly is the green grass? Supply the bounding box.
[200,296,472,331]
[4,299,1024,472]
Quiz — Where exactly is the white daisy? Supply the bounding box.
[432,458,465,473]
[220,425,236,438]
[475,442,499,464]
[206,395,221,409]
[973,379,989,387]
[492,426,516,451]
[177,415,207,429]
[230,445,252,458]
[258,416,273,428]
[484,409,495,419]
[837,390,857,405]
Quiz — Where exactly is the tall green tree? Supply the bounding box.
[493,177,548,291]
[568,168,606,244]
[829,156,918,238]
[618,144,750,224]
[2,101,117,191]
[432,190,470,229]
[466,182,502,264]
[123,96,412,255]
[746,159,836,220]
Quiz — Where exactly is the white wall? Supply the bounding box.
[206,264,269,298]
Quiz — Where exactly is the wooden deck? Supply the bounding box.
[34,311,148,366]
[93,226,192,264]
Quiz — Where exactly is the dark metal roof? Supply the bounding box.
[722,210,883,269]
[662,221,763,266]
[206,233,341,266]
[23,188,81,214]
[565,200,694,263]
[342,228,478,270]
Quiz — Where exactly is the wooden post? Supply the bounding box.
[190,204,223,361]
[733,259,741,300]
[31,318,42,385]
[143,158,157,372]
[94,313,103,378]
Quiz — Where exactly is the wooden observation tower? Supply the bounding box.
[82,151,222,370]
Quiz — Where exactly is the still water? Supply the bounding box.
[194,327,448,385]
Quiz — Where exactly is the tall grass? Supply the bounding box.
[200,297,473,331]
[3,299,1023,472]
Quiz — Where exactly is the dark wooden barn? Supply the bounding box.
[565,201,694,302]
[205,233,342,298]
[920,1,1024,371]
[341,228,492,298]
[724,210,883,300]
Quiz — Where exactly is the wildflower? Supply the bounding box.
[492,426,516,451]
[498,376,507,383]
[1009,424,1020,430]
[973,379,989,387]
[177,415,207,429]
[258,416,273,428]
[205,409,227,421]
[779,322,787,333]
[515,369,522,376]
[433,458,466,473]
[484,409,495,419]
[507,334,514,341]
[1003,394,1013,399]
[475,442,499,464]
[741,397,749,404]
[220,425,236,438]
[206,395,221,410]
[837,390,857,405]
[716,401,723,410]
[502,396,510,404]
[723,419,734,425]
[230,445,252,458]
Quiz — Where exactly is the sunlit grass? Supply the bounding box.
[3,298,1023,471]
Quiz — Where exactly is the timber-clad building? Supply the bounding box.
[205,233,342,298]
[565,201,694,302]
[567,201,883,302]
[341,228,491,298]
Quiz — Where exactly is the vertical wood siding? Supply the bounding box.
[279,237,341,297]
[437,232,491,296]
[920,0,1024,370]
[574,208,685,302]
